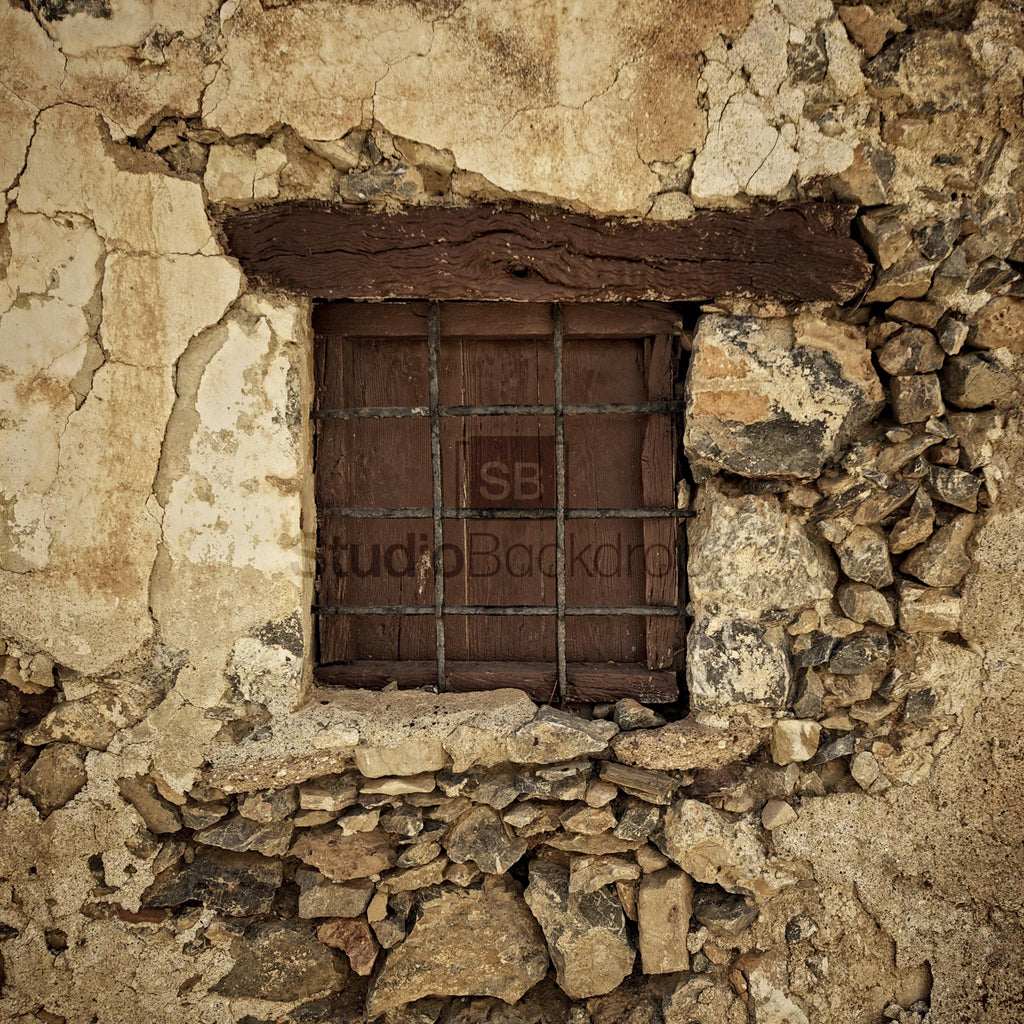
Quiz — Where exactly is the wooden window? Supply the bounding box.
[312,301,688,704]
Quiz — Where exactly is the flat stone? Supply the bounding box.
[524,857,634,999]
[569,855,641,894]
[142,850,283,916]
[180,800,229,830]
[317,918,379,976]
[941,353,1016,409]
[299,775,358,813]
[296,870,374,919]
[687,485,837,618]
[443,805,527,874]
[196,813,293,857]
[662,799,795,899]
[770,720,821,765]
[886,301,942,329]
[362,773,436,796]
[927,465,981,511]
[761,799,798,829]
[865,256,935,303]
[851,480,917,526]
[637,868,693,974]
[610,717,767,773]
[380,858,448,893]
[238,786,298,823]
[507,707,618,763]
[542,834,644,856]
[890,374,945,424]
[686,615,792,711]
[117,776,181,834]
[898,582,961,633]
[877,328,944,375]
[338,808,381,835]
[23,744,87,817]
[214,921,342,1001]
[636,844,670,873]
[835,526,893,587]
[837,582,895,627]
[366,882,549,1016]
[828,628,892,674]
[397,841,443,868]
[692,888,759,936]
[685,314,883,478]
[291,827,396,882]
[379,806,424,838]
[560,805,616,835]
[901,514,976,586]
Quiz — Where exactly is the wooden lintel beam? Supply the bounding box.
[221,201,871,304]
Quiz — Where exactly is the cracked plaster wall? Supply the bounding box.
[0,0,1023,1022]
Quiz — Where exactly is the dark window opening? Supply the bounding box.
[312,301,689,704]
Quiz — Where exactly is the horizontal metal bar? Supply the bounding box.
[319,506,694,520]
[313,604,681,616]
[312,400,684,420]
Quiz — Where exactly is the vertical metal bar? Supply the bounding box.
[553,304,567,699]
[428,302,446,691]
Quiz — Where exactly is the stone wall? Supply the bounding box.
[1,1,1023,1022]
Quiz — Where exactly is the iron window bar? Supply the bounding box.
[427,302,447,691]
[312,400,685,419]
[314,605,681,617]
[319,507,694,519]
[553,305,568,699]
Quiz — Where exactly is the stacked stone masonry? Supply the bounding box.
[1,1,1024,1023]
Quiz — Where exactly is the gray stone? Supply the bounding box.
[637,868,693,974]
[117,776,181,834]
[684,315,883,478]
[686,615,792,711]
[443,804,527,874]
[296,870,374,919]
[22,743,87,817]
[791,670,825,719]
[938,318,969,355]
[808,734,857,765]
[828,628,892,674]
[515,764,591,802]
[196,813,293,857]
[851,480,917,526]
[837,582,895,627]
[941,353,1016,408]
[507,706,617,764]
[890,374,945,423]
[213,921,342,1001]
[927,465,981,511]
[379,806,424,838]
[901,513,976,586]
[142,849,283,916]
[692,887,759,936]
[687,486,837,618]
[791,631,837,668]
[291,827,396,881]
[613,800,662,842]
[524,857,634,999]
[436,767,520,809]
[366,881,549,1015]
[238,785,298,822]
[835,526,893,587]
[180,800,229,830]
[877,328,944,375]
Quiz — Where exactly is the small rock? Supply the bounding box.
[825,672,875,705]
[947,410,1004,469]
[890,374,945,423]
[584,779,618,808]
[886,300,941,329]
[238,786,298,823]
[291,827,396,882]
[637,868,693,974]
[142,849,283,916]
[367,882,549,1014]
[214,921,342,1001]
[901,513,976,586]
[196,814,293,857]
[852,480,917,526]
[317,918,378,976]
[296,870,374,919]
[857,213,913,269]
[181,800,229,830]
[941,353,1016,408]
[338,808,381,835]
[613,699,665,730]
[938,318,969,355]
[613,801,662,842]
[849,752,880,790]
[692,888,759,936]
[837,582,895,627]
[445,862,481,887]
[877,328,944,375]
[117,776,181,834]
[560,804,616,835]
[569,855,641,894]
[838,4,905,57]
[23,744,87,817]
[791,631,837,669]
[437,767,521,809]
[443,805,527,874]
[808,734,857,765]
[299,775,358,813]
[380,857,447,893]
[636,844,670,873]
[828,628,892,674]
[507,707,618,764]
[889,515,935,554]
[761,799,797,830]
[541,833,643,857]
[524,857,634,999]
[379,806,424,838]
[835,526,893,587]
[770,721,821,765]
[791,670,825,719]
[927,464,980,511]
[866,256,935,303]
[396,841,442,868]
[898,582,961,632]
[362,773,436,796]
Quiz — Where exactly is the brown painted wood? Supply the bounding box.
[314,660,679,703]
[225,202,870,303]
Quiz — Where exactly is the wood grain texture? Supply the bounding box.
[223,201,871,303]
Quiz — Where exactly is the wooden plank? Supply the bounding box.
[225,202,871,303]
[642,333,679,670]
[313,301,685,339]
[314,660,678,702]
